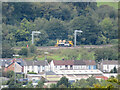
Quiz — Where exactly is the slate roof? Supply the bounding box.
[74,60,86,65]
[0,58,24,67]
[53,60,96,65]
[53,60,74,65]
[24,60,48,66]
[84,60,96,65]
[46,71,56,75]
[102,60,118,65]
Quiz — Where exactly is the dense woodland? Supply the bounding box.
[2,2,118,60]
[2,2,118,46]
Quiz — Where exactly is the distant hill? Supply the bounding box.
[97,2,118,9]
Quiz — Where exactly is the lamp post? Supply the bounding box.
[13,54,19,85]
[32,31,41,44]
[74,30,83,47]
[44,52,48,81]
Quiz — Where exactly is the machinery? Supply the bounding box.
[55,40,73,47]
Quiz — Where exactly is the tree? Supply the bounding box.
[2,42,14,58]
[15,18,35,42]
[95,47,118,61]
[6,70,14,78]
[44,18,68,40]
[7,76,23,88]
[86,76,99,87]
[57,76,71,88]
[29,44,37,54]
[18,47,29,57]
[110,67,117,73]
[25,81,33,88]
[50,83,57,88]
[71,79,89,88]
[36,77,45,88]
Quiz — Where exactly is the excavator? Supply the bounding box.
[55,40,73,47]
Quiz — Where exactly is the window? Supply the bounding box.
[42,66,45,70]
[38,65,40,73]
[65,65,68,69]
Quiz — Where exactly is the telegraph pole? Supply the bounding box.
[44,52,48,81]
[74,30,83,47]
[13,54,19,85]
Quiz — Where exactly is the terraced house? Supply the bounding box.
[23,60,49,74]
[49,60,97,71]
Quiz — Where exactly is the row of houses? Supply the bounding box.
[0,58,119,74]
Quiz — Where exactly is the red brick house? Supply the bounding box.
[4,59,24,73]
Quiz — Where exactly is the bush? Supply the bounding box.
[29,44,37,54]
[57,76,71,88]
[27,72,37,74]
[18,47,29,57]
[6,71,14,78]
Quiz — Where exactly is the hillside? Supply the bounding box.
[97,2,118,9]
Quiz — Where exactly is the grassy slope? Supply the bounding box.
[97,2,118,9]
[24,48,95,61]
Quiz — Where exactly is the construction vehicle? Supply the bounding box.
[55,40,73,47]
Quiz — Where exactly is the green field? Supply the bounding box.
[97,2,118,9]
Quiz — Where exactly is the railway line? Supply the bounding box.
[13,45,114,50]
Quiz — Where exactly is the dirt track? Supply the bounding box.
[36,45,113,50]
[13,45,113,51]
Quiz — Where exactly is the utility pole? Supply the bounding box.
[13,54,19,85]
[74,30,83,47]
[32,31,41,44]
[44,52,48,81]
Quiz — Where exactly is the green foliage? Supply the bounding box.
[95,47,118,61]
[15,18,35,42]
[36,77,45,88]
[2,42,14,58]
[86,76,99,87]
[29,44,37,54]
[71,79,89,88]
[18,47,29,57]
[110,67,117,73]
[25,81,33,88]
[97,2,118,9]
[2,2,118,47]
[27,72,37,74]
[50,83,57,88]
[44,18,68,40]
[57,76,71,88]
[6,70,14,78]
[7,76,23,88]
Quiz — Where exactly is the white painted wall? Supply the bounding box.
[103,73,118,78]
[103,64,118,72]
[24,65,49,74]
[73,65,87,70]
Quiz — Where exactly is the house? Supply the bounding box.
[50,60,74,71]
[23,60,49,74]
[4,61,23,73]
[74,60,96,70]
[84,60,97,70]
[49,60,97,71]
[98,60,119,72]
[0,58,24,73]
